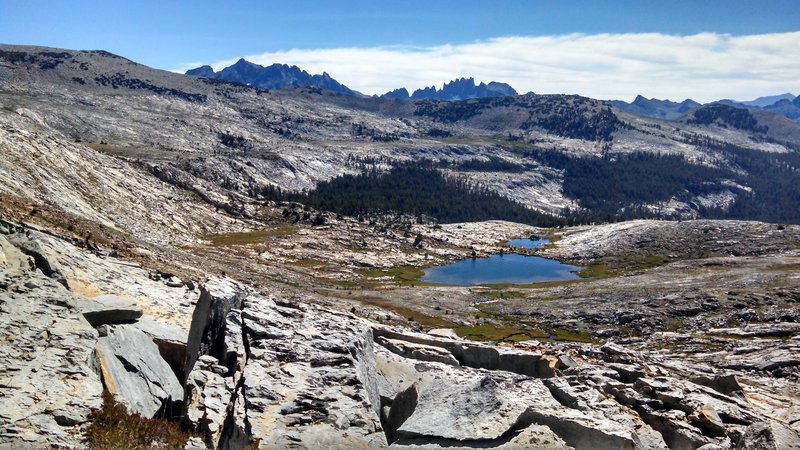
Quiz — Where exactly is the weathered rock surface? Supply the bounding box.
[0,235,103,448]
[96,325,184,418]
[183,280,387,449]
[175,281,799,450]
[76,293,143,326]
[0,227,199,447]
[131,316,189,379]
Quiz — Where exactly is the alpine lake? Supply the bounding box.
[420,235,582,285]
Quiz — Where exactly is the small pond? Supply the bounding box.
[504,235,549,250]
[420,253,581,286]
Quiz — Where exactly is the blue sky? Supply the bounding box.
[1,1,798,101]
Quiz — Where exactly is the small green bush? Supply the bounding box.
[85,391,193,450]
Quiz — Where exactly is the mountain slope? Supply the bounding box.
[2,44,800,224]
[740,92,796,107]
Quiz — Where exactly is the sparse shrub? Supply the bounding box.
[85,391,193,450]
[311,214,326,226]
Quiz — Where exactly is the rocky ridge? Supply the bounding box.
[186,58,359,96]
[382,77,518,100]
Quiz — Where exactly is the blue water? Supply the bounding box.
[505,236,549,249]
[420,253,581,285]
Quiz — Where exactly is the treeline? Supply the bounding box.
[524,107,620,142]
[525,150,732,220]
[445,157,528,172]
[688,104,768,134]
[262,160,564,226]
[701,143,800,223]
[253,148,800,226]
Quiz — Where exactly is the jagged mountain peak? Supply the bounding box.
[185,64,214,77]
[381,77,517,101]
[186,58,358,95]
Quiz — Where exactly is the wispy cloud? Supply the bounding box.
[178,32,800,103]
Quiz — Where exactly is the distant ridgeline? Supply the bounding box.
[187,60,519,101]
[382,77,518,101]
[611,93,800,123]
[186,59,359,95]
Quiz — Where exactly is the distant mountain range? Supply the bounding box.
[187,60,517,101]
[186,59,359,96]
[382,77,518,100]
[188,59,798,122]
[739,93,796,108]
[608,96,701,121]
[611,93,799,123]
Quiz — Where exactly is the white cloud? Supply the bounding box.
[181,32,800,103]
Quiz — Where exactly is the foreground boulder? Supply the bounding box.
[96,325,184,418]
[183,280,386,448]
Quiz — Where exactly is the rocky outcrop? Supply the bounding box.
[96,325,184,418]
[176,284,799,450]
[184,278,246,383]
[0,227,199,447]
[736,422,800,449]
[183,282,386,449]
[0,235,103,447]
[131,316,189,380]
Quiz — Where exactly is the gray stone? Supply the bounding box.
[184,278,245,380]
[184,356,235,449]
[76,294,143,326]
[736,422,800,449]
[166,276,184,288]
[688,404,727,438]
[130,316,188,379]
[0,235,103,449]
[96,325,183,418]
[183,436,207,450]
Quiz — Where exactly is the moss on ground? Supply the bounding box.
[480,289,528,300]
[359,265,441,287]
[579,254,672,279]
[455,323,544,342]
[356,296,455,329]
[204,225,296,246]
[764,263,800,272]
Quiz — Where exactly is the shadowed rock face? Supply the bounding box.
[96,325,184,418]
